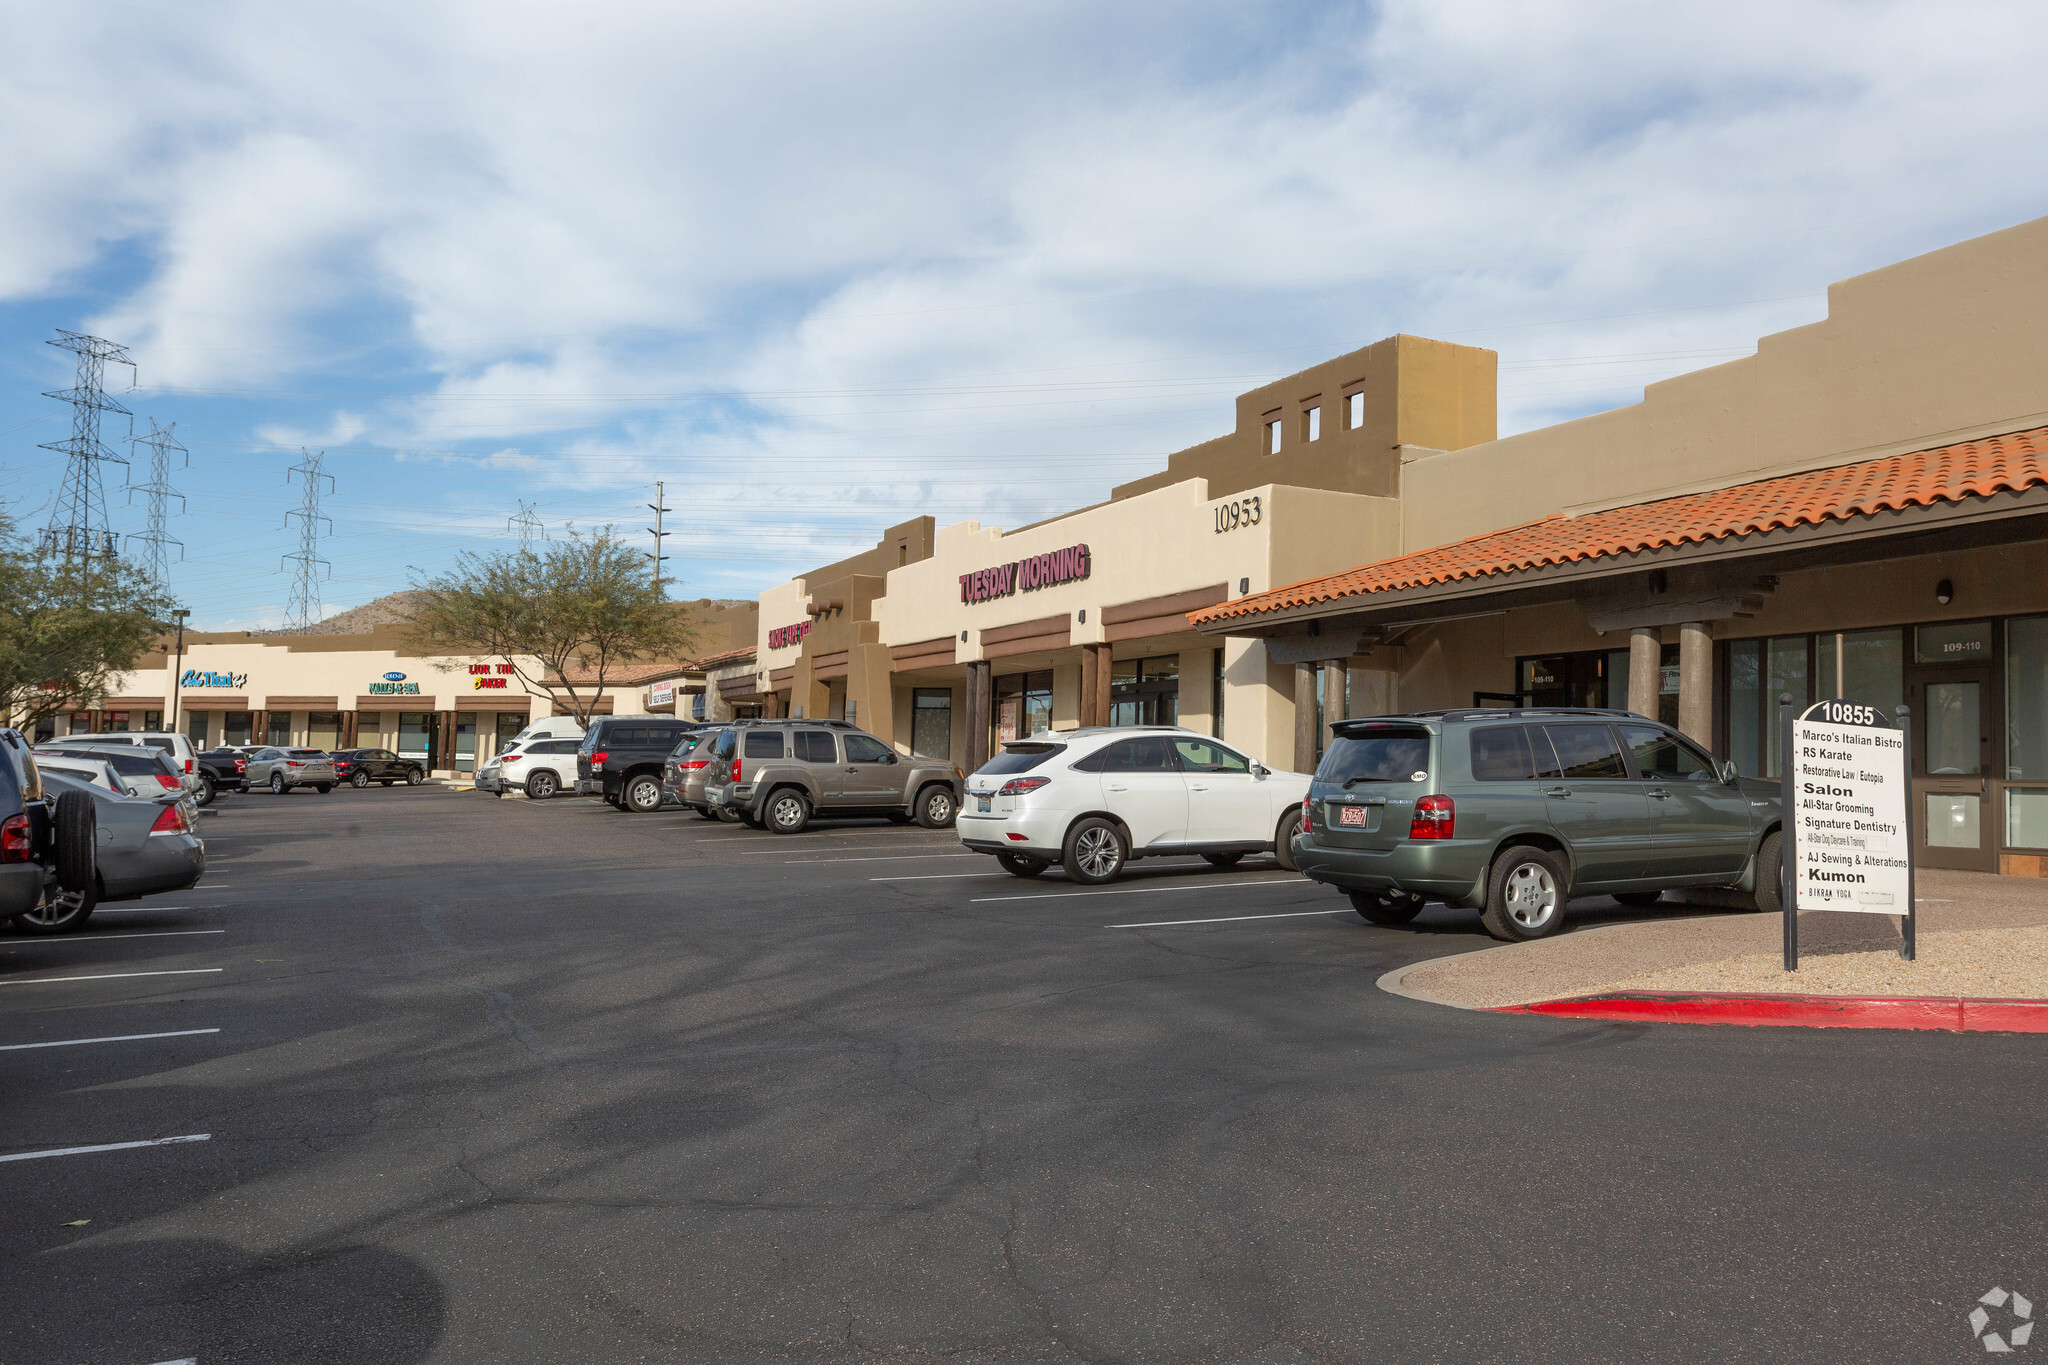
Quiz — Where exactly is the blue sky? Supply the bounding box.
[3,0,2045,629]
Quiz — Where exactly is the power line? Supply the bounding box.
[280,449,334,630]
[124,419,188,594]
[38,329,135,569]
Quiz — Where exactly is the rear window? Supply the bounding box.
[289,749,326,758]
[711,730,738,760]
[981,743,1065,775]
[794,731,837,763]
[82,749,165,776]
[744,731,786,759]
[1318,726,1432,784]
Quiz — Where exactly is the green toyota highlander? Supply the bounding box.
[1292,708,1784,942]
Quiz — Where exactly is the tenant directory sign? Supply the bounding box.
[1789,699,1911,914]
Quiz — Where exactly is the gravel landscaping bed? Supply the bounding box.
[1599,923,2048,1001]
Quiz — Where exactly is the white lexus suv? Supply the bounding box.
[958,726,1311,884]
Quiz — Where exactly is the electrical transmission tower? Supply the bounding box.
[280,449,335,630]
[124,419,188,593]
[508,500,544,552]
[647,480,671,596]
[38,330,135,568]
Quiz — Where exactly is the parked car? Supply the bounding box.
[661,730,722,818]
[329,747,425,788]
[37,743,198,829]
[56,730,202,797]
[28,770,205,933]
[246,747,339,794]
[507,716,586,747]
[957,727,1310,884]
[197,746,250,801]
[0,729,99,933]
[702,722,962,835]
[1290,708,1785,942]
[478,736,581,799]
[29,753,127,796]
[574,716,703,812]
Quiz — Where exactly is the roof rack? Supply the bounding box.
[1339,707,1650,725]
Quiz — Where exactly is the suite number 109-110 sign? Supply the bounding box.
[1779,696,1916,969]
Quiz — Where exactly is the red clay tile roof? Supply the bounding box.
[1192,425,2048,626]
[693,645,757,670]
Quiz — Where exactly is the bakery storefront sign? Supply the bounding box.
[768,619,811,650]
[960,543,1090,605]
[468,662,515,690]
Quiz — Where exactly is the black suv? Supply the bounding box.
[330,748,425,788]
[576,716,705,812]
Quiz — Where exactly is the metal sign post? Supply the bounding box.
[1779,694,1916,971]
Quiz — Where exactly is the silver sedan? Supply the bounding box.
[245,747,339,794]
[19,770,206,934]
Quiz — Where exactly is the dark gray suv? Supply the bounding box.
[1292,708,1784,941]
[702,723,962,835]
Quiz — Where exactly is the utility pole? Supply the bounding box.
[125,419,188,594]
[508,500,544,553]
[39,330,135,572]
[168,608,191,736]
[646,480,671,597]
[281,449,335,630]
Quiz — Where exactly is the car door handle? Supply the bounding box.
[1189,783,1211,792]
[1647,788,1671,800]
[1107,782,1129,792]
[1541,786,1572,797]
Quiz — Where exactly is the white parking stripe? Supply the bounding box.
[0,1028,221,1051]
[0,969,223,987]
[742,844,956,856]
[1108,908,1354,928]
[781,854,983,865]
[3,930,226,945]
[0,1134,211,1163]
[971,878,1303,904]
[871,872,1009,881]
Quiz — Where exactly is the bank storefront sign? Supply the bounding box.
[181,670,247,688]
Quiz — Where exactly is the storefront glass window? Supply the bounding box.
[912,689,952,760]
[1925,682,1982,776]
[1815,629,1904,719]
[1111,657,1179,727]
[359,713,382,749]
[995,672,1054,742]
[267,712,292,745]
[144,710,163,731]
[1726,636,1812,779]
[185,711,210,747]
[495,713,524,755]
[2006,616,2048,780]
[225,711,252,746]
[2007,789,2048,850]
[398,713,433,765]
[454,712,477,773]
[309,711,342,751]
[105,712,131,732]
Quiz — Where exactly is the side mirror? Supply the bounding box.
[1251,763,1269,778]
[1720,760,1739,784]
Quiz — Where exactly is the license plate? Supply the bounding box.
[1338,805,1367,827]
[976,795,992,813]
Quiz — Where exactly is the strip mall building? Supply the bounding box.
[35,218,2048,874]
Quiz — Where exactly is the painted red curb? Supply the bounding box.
[1494,991,2048,1033]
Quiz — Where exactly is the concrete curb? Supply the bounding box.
[1495,991,2048,1033]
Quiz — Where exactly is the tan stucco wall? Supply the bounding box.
[1400,216,2048,554]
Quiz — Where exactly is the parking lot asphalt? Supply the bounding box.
[3,787,2044,1363]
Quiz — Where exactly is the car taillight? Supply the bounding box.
[287,760,301,767]
[235,758,247,772]
[1409,795,1455,841]
[998,776,1050,796]
[731,758,742,782]
[183,758,193,773]
[502,754,523,763]
[681,760,709,770]
[591,750,608,771]
[156,774,182,789]
[0,813,29,863]
[150,803,189,835]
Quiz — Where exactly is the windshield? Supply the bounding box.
[979,743,1065,776]
[1317,726,1432,784]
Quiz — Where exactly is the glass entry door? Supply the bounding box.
[1910,666,1997,871]
[398,712,434,769]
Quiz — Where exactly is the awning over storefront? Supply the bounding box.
[1193,425,2048,635]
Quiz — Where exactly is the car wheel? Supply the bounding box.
[195,774,217,807]
[1202,851,1244,869]
[915,785,957,829]
[527,770,558,800]
[997,852,1048,878]
[351,770,371,788]
[270,772,286,795]
[314,783,332,794]
[625,775,663,813]
[1062,817,1127,885]
[54,790,95,893]
[1349,889,1425,926]
[1480,846,1569,942]
[1751,830,1784,916]
[13,879,98,935]
[1612,890,1663,908]
[766,788,811,834]
[1272,808,1302,872]
[406,767,424,786]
